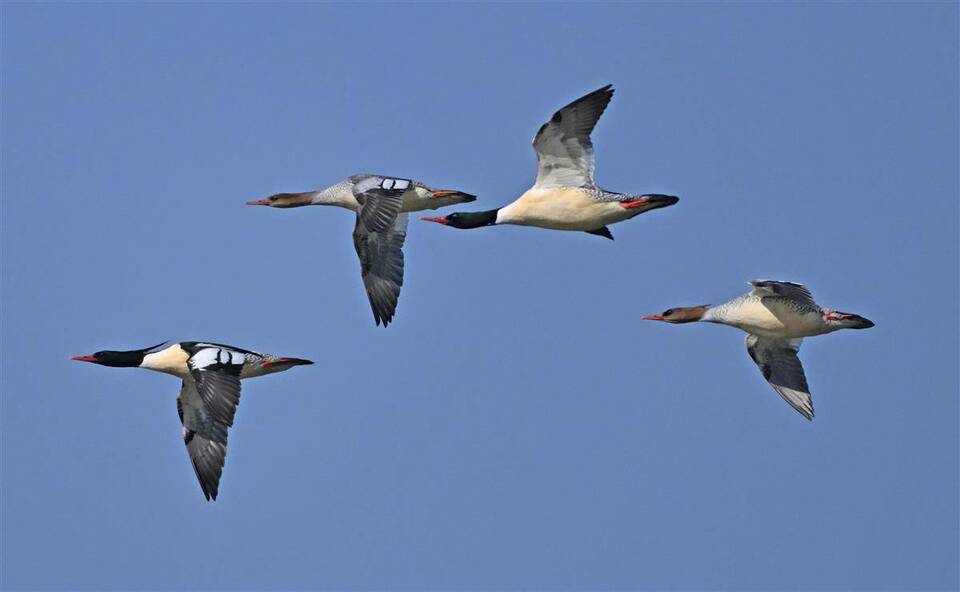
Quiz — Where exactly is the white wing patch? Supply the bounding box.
[380,178,410,191]
[189,347,243,371]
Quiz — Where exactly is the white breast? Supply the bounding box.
[141,344,191,379]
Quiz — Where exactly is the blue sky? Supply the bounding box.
[2,2,957,590]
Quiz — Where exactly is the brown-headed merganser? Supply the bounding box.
[247,175,475,327]
[420,85,678,240]
[72,341,313,500]
[643,280,875,420]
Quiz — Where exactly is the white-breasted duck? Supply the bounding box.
[643,280,874,420]
[420,85,678,240]
[247,175,475,327]
[72,341,312,500]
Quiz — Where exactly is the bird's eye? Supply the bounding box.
[664,309,674,316]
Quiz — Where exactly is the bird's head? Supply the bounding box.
[246,192,314,208]
[71,342,166,367]
[642,305,709,324]
[420,209,498,229]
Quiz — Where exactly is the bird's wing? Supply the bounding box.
[352,176,411,233]
[749,279,818,309]
[353,212,408,327]
[186,346,244,428]
[177,378,234,501]
[532,84,614,189]
[745,335,814,420]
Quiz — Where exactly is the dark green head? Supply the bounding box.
[420,209,499,229]
[71,342,166,367]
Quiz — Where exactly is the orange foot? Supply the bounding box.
[620,198,652,209]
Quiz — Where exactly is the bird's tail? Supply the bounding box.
[431,189,477,204]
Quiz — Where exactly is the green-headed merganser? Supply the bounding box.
[247,174,475,327]
[643,280,875,420]
[72,341,313,500]
[420,85,678,240]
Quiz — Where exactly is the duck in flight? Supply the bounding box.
[72,341,313,500]
[643,280,874,420]
[248,175,475,327]
[420,85,678,240]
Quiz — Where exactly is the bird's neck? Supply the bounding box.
[457,209,500,229]
[311,187,359,211]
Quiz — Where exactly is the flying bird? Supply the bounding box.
[420,84,678,239]
[643,280,874,420]
[72,341,313,500]
[248,175,475,327]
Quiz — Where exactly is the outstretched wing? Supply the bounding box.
[352,176,411,233]
[174,345,247,500]
[745,335,814,420]
[749,279,818,309]
[187,346,244,427]
[533,84,614,189]
[353,212,408,327]
[177,378,235,501]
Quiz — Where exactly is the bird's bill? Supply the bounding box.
[246,198,272,206]
[642,314,664,321]
[71,354,97,362]
[419,216,449,225]
[262,357,314,368]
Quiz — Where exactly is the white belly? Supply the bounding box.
[496,188,633,230]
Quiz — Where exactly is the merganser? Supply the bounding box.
[420,85,678,240]
[71,341,313,500]
[247,175,475,327]
[643,280,875,420]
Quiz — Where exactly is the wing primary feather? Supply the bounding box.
[745,335,814,421]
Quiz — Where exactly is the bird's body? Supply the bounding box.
[702,293,830,339]
[496,187,655,231]
[248,174,475,327]
[275,175,471,214]
[421,85,679,238]
[644,280,874,420]
[72,341,313,500]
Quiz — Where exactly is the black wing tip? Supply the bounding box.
[199,481,217,501]
[582,84,614,106]
[584,226,614,240]
[372,309,394,327]
[751,279,806,288]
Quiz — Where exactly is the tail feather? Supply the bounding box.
[432,189,477,202]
